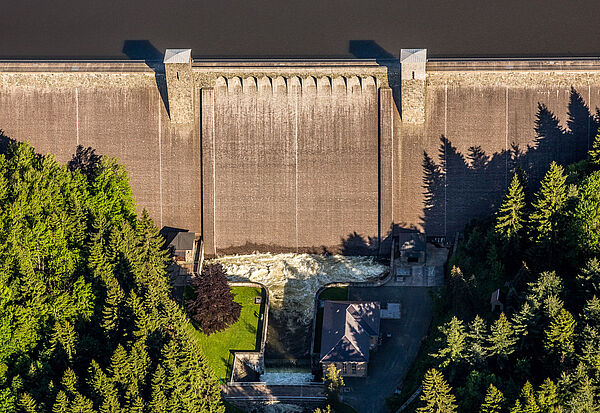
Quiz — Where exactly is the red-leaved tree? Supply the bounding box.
[186,263,241,335]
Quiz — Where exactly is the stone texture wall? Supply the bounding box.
[2,59,600,253]
[398,66,600,238]
[200,73,383,255]
[165,61,194,123]
[0,67,201,235]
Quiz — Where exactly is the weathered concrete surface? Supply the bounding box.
[0,67,201,233]
[2,59,600,254]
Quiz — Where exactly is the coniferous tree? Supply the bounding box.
[432,317,468,368]
[417,369,457,413]
[520,382,541,413]
[568,376,597,413]
[577,259,600,297]
[589,130,600,166]
[529,161,568,253]
[480,384,504,413]
[488,313,517,360]
[468,316,488,365]
[52,391,69,413]
[572,171,600,253]
[496,173,527,241]
[536,378,560,413]
[545,308,576,363]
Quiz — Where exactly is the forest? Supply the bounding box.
[405,129,600,411]
[0,140,223,412]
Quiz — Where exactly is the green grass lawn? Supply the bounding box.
[189,286,263,382]
[318,286,348,301]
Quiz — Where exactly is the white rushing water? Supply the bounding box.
[260,368,314,385]
[211,253,387,328]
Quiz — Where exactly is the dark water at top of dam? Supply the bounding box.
[1,0,600,59]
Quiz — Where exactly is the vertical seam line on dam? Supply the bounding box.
[212,90,217,256]
[444,83,448,238]
[158,97,163,229]
[295,91,299,253]
[588,83,592,150]
[505,86,509,188]
[391,87,394,224]
[75,88,79,146]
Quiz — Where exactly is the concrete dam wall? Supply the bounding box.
[1,53,599,255]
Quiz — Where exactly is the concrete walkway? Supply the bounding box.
[341,286,433,413]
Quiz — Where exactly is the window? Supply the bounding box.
[351,363,357,375]
[177,71,179,80]
[342,363,347,374]
[412,71,415,79]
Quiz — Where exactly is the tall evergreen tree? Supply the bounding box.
[480,384,504,413]
[496,173,527,240]
[577,259,600,297]
[488,313,517,360]
[417,369,457,413]
[468,316,488,365]
[536,379,560,413]
[432,317,468,368]
[589,130,600,166]
[545,308,576,363]
[529,162,567,252]
[572,171,600,253]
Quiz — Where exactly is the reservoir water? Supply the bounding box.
[2,1,600,59]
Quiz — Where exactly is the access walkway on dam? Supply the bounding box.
[222,383,325,402]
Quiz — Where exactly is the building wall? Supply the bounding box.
[1,60,600,254]
[323,361,368,377]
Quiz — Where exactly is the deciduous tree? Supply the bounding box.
[185,263,241,335]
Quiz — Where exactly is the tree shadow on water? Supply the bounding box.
[422,88,599,238]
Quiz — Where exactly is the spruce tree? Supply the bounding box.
[577,258,600,297]
[417,369,457,413]
[568,376,597,413]
[468,316,488,365]
[52,391,69,413]
[573,171,600,253]
[480,384,504,413]
[496,173,527,240]
[18,393,38,413]
[545,308,576,363]
[432,316,468,368]
[529,161,567,250]
[582,296,600,327]
[589,130,600,165]
[488,313,517,360]
[520,382,540,413]
[536,378,560,413]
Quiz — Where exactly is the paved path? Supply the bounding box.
[342,286,433,413]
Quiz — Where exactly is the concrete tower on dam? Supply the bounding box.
[1,50,600,256]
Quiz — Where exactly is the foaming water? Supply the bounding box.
[261,368,313,385]
[211,253,386,334]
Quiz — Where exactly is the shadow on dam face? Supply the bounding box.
[122,40,170,117]
[420,87,599,237]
